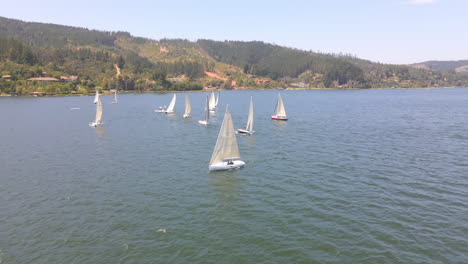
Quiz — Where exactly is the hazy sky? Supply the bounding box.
[1,0,467,64]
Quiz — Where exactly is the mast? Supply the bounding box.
[210,106,240,165]
[246,96,254,132]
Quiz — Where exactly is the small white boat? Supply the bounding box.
[208,92,217,111]
[198,95,209,126]
[237,96,254,135]
[89,94,103,127]
[112,90,118,104]
[183,95,191,118]
[271,93,287,121]
[209,106,245,171]
[93,90,99,104]
[155,94,176,113]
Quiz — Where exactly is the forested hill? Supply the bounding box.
[1,16,467,96]
[410,60,468,73]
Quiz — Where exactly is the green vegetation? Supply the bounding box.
[1,16,467,96]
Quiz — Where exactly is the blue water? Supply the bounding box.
[0,88,467,263]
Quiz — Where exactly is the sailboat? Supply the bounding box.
[89,94,103,127]
[271,93,287,120]
[93,89,99,104]
[155,94,176,113]
[198,95,209,126]
[208,92,217,111]
[209,106,245,171]
[112,89,118,104]
[237,96,254,135]
[215,92,220,108]
[183,94,191,118]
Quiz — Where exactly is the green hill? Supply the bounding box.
[1,16,467,96]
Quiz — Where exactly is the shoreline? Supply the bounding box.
[1,86,463,97]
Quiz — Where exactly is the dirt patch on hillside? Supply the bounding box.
[205,71,227,81]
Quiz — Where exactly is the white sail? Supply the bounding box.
[113,90,118,103]
[215,92,220,107]
[184,95,191,117]
[166,94,176,112]
[274,93,287,117]
[246,96,254,132]
[209,92,216,109]
[95,96,103,124]
[93,90,99,104]
[210,106,240,166]
[205,95,209,122]
[199,95,209,125]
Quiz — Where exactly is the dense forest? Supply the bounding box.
[1,16,467,96]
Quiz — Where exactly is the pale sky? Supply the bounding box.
[0,0,467,64]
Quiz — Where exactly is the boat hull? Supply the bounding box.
[89,122,101,127]
[198,120,208,126]
[236,128,254,135]
[271,115,287,121]
[209,160,245,171]
[154,109,165,113]
[183,114,190,118]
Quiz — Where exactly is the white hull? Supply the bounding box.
[165,110,175,114]
[209,160,245,171]
[112,101,117,104]
[236,128,254,135]
[198,120,208,126]
[271,115,287,120]
[183,114,190,118]
[209,107,216,111]
[155,109,165,113]
[89,122,101,127]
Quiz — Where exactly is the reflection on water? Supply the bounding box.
[94,125,106,136]
[272,120,287,129]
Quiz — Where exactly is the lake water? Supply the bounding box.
[0,88,467,264]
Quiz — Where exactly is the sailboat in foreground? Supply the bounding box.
[155,94,176,113]
[183,95,191,118]
[112,89,118,104]
[237,96,254,135]
[271,93,287,121]
[89,94,103,127]
[209,106,245,171]
[198,95,209,126]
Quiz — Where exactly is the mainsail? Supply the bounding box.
[184,95,191,116]
[209,92,216,109]
[95,96,103,124]
[113,90,118,103]
[166,94,176,112]
[274,93,286,117]
[246,96,254,132]
[93,90,99,104]
[210,107,240,165]
[204,96,209,122]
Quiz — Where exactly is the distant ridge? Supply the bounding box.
[410,60,468,73]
